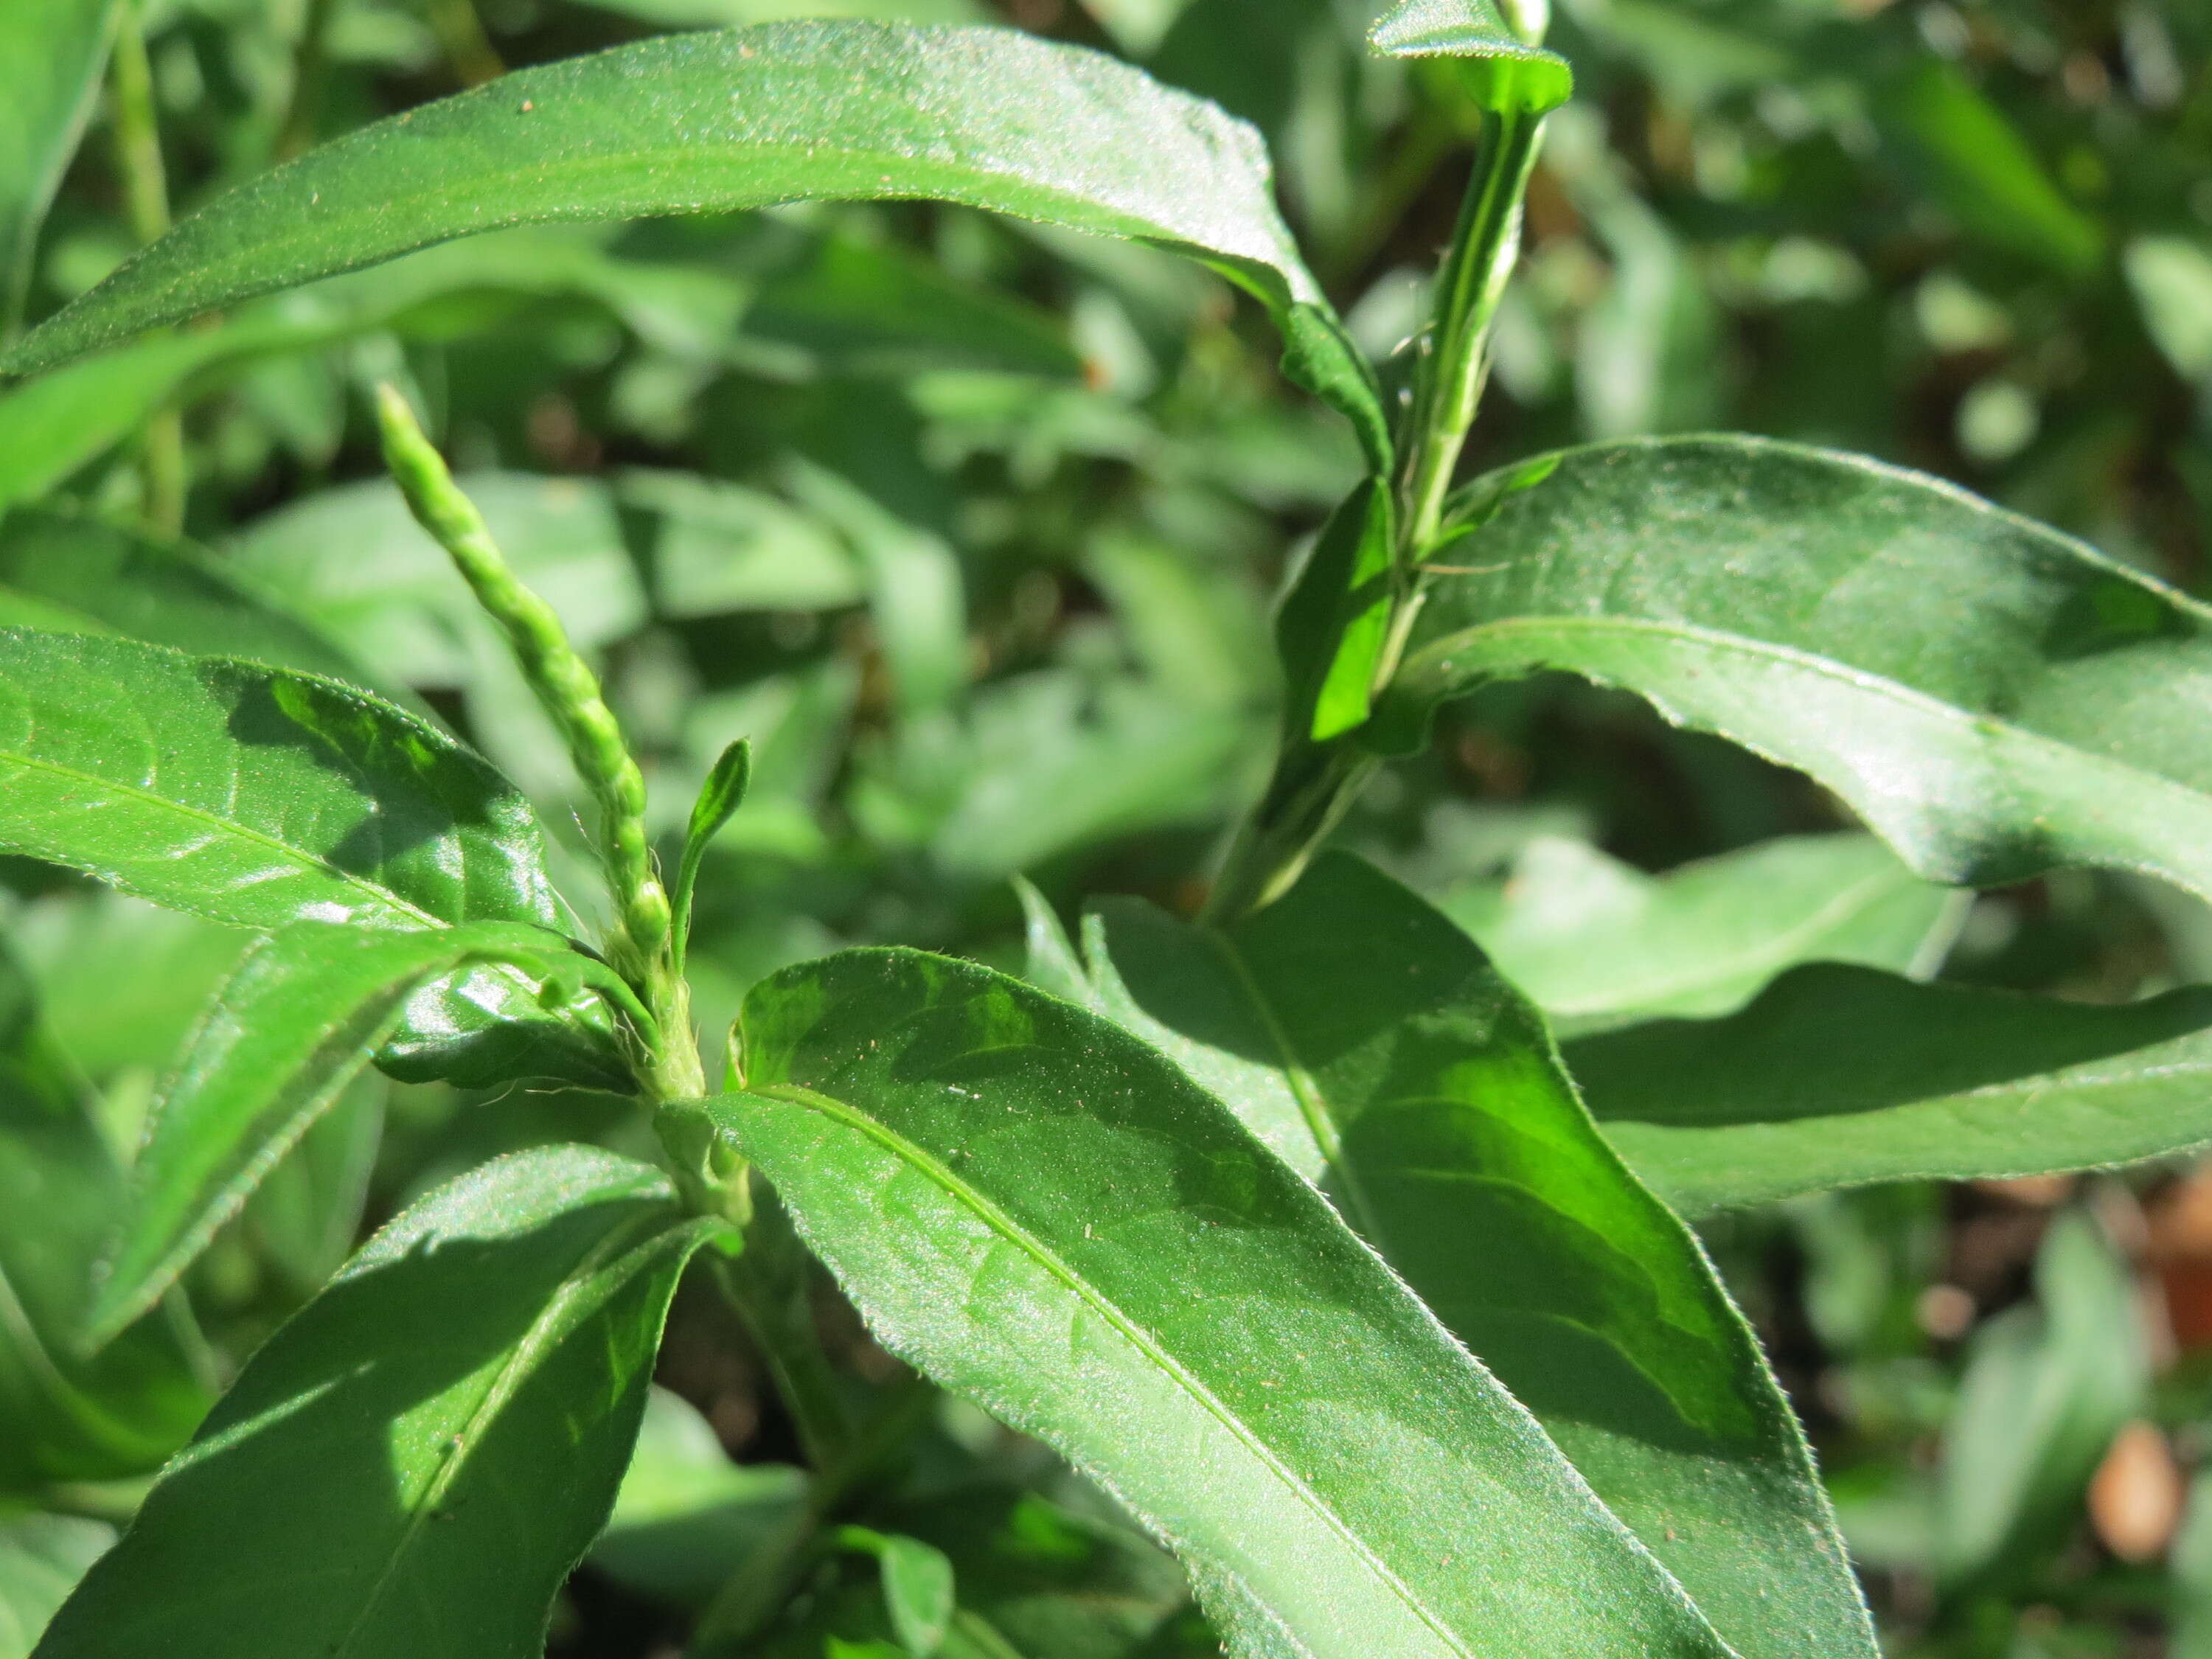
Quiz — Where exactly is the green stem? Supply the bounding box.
[1204,106,1546,925]
[425,0,505,87]
[109,1,187,535]
[1395,108,1543,556]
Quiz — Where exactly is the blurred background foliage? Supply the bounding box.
[5,0,2212,1654]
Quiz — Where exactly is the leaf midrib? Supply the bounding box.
[0,747,435,928]
[329,1206,678,1659]
[750,1078,1480,1658]
[1413,613,2212,824]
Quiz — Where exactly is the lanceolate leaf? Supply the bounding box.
[0,507,371,684]
[1380,437,2212,905]
[2,24,1383,453]
[0,0,119,330]
[0,936,208,1494]
[1082,854,1874,1659]
[0,628,558,932]
[1573,963,2212,1215]
[37,1147,719,1659]
[91,919,593,1343]
[682,950,1734,1659]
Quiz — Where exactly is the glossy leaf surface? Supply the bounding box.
[685,949,1733,1659]
[1444,832,1958,1032]
[93,919,587,1342]
[0,937,208,1492]
[7,23,1322,377]
[1384,437,2212,903]
[0,628,558,932]
[1574,964,2212,1214]
[1083,853,1874,1659]
[36,1147,717,1659]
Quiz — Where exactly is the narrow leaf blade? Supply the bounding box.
[1573,963,2212,1214]
[7,22,1321,378]
[37,1147,717,1659]
[1385,437,2212,905]
[1085,853,1875,1659]
[689,949,1731,1659]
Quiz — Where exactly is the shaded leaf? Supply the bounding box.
[93,919,590,1343]
[1380,437,2212,904]
[678,948,1734,1659]
[1084,853,1874,1659]
[36,1147,718,1658]
[1573,964,2212,1214]
[0,936,209,1493]
[0,507,372,685]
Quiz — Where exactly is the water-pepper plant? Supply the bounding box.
[4,1,2212,1655]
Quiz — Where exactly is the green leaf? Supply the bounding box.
[1082,853,1874,1659]
[1380,437,2212,904]
[838,1527,957,1658]
[619,470,863,619]
[0,935,209,1492]
[1443,832,1961,1032]
[2126,235,2212,386]
[7,25,1321,371]
[589,1386,804,1607]
[35,1146,718,1658]
[570,0,985,27]
[675,950,1736,1659]
[0,0,119,330]
[91,918,590,1343]
[675,739,752,972]
[0,507,373,685]
[0,1514,113,1659]
[1877,59,2102,279]
[1935,1212,2147,1587]
[1573,964,2212,1214]
[0,627,559,932]
[1368,0,1573,115]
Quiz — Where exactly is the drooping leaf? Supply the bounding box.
[0,628,559,932]
[91,919,592,1343]
[0,0,119,330]
[1443,832,1961,1032]
[0,1514,113,1659]
[675,949,1735,1659]
[1082,853,1874,1659]
[36,1147,719,1658]
[1379,437,2212,904]
[0,507,372,684]
[1367,0,1573,115]
[0,934,209,1494]
[1573,964,2212,1215]
[3,24,1381,446]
